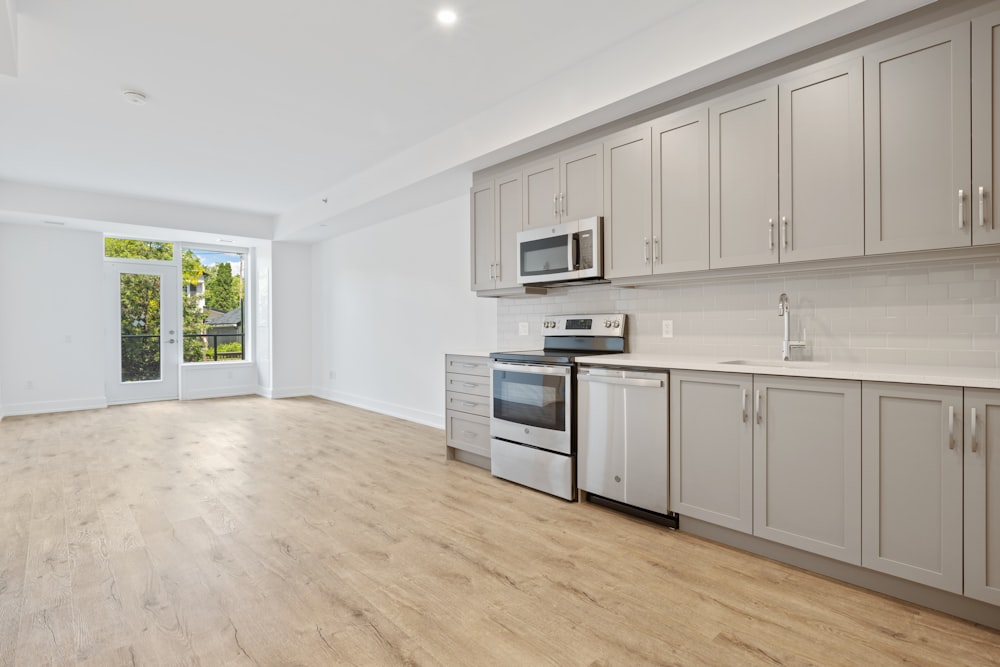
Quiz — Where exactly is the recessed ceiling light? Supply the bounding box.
[43,220,66,226]
[436,8,457,26]
[122,90,147,105]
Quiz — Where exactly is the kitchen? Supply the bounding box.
[2,0,1000,663]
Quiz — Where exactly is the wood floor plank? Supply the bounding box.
[0,396,998,665]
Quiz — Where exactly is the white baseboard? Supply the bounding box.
[1,396,108,417]
[311,387,444,430]
[256,385,274,399]
[267,385,312,399]
[180,385,257,401]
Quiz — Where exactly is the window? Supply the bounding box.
[105,238,173,260]
[182,248,247,362]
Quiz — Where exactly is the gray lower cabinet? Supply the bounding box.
[445,354,491,464]
[578,367,669,514]
[964,388,1000,605]
[671,371,862,565]
[670,371,754,532]
[753,376,861,564]
[862,382,964,593]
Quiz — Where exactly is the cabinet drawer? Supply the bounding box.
[446,355,490,377]
[446,391,490,418]
[446,372,490,397]
[447,412,491,457]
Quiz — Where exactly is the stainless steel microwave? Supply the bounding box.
[517,217,603,285]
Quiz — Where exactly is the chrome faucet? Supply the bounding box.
[778,293,806,361]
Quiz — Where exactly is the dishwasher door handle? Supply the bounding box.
[578,374,663,388]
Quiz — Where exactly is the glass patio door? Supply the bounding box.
[106,263,179,403]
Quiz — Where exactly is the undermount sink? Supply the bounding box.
[719,359,830,368]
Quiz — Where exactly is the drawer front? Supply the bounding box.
[446,355,490,377]
[447,413,491,457]
[446,391,490,418]
[446,372,490,397]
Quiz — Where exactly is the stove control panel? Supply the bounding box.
[541,313,625,338]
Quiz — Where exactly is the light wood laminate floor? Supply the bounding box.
[0,396,998,666]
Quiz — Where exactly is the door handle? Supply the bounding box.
[553,194,559,218]
[653,236,660,263]
[948,405,955,449]
[782,216,789,250]
[959,189,966,229]
[768,219,774,251]
[168,339,176,344]
[755,390,762,425]
[971,407,978,453]
[979,186,986,228]
[643,237,650,264]
[741,388,748,423]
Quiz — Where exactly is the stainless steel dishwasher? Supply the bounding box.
[577,366,672,520]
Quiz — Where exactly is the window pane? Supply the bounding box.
[120,273,161,382]
[182,248,246,362]
[105,238,173,260]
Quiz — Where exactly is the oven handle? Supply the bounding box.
[491,362,571,376]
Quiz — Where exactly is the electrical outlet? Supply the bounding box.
[518,322,529,336]
[662,319,674,338]
[329,370,336,380]
[25,380,33,390]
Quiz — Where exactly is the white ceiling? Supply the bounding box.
[0,0,936,241]
[0,0,702,214]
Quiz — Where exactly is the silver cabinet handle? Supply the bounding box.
[489,263,495,280]
[971,407,978,453]
[959,189,966,229]
[553,194,559,218]
[755,390,762,425]
[653,236,660,263]
[644,237,650,264]
[560,193,566,217]
[462,430,478,439]
[948,405,955,449]
[461,363,477,368]
[768,219,774,251]
[491,361,571,376]
[741,388,748,423]
[979,186,987,228]
[782,216,789,250]
[494,263,500,281]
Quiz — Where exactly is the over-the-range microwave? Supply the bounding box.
[517,217,603,285]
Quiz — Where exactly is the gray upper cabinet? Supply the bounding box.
[603,125,653,279]
[670,370,754,533]
[709,85,779,269]
[864,23,972,254]
[523,142,604,229]
[470,179,495,291]
[470,170,522,291]
[964,388,1000,606]
[654,108,710,274]
[753,376,861,565]
[778,57,864,262]
[973,11,1000,247]
[861,382,964,594]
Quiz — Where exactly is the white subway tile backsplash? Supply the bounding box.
[496,257,1000,368]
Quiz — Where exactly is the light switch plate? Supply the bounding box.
[518,322,529,336]
[662,319,674,338]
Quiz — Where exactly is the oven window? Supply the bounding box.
[493,369,566,432]
[520,234,570,276]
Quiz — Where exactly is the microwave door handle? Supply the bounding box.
[571,233,580,269]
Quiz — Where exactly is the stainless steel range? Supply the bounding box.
[489,314,626,500]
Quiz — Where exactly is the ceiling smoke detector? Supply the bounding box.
[122,90,147,106]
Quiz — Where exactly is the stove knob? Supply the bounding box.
[604,320,611,328]
[549,321,556,328]
[542,322,548,328]
[613,320,621,328]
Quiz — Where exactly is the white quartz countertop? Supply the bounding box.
[578,353,1000,390]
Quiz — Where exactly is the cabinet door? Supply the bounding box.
[523,157,559,229]
[964,388,1000,605]
[578,371,627,504]
[972,12,1000,247]
[754,377,861,564]
[779,57,864,262]
[560,142,604,222]
[470,180,495,290]
[864,24,971,254]
[652,107,710,275]
[494,170,523,288]
[669,371,753,533]
[623,372,669,515]
[709,86,779,269]
[861,382,964,593]
[603,125,653,280]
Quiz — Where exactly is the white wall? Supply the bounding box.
[0,223,106,415]
[312,194,497,428]
[270,242,312,397]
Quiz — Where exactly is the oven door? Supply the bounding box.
[490,361,572,455]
